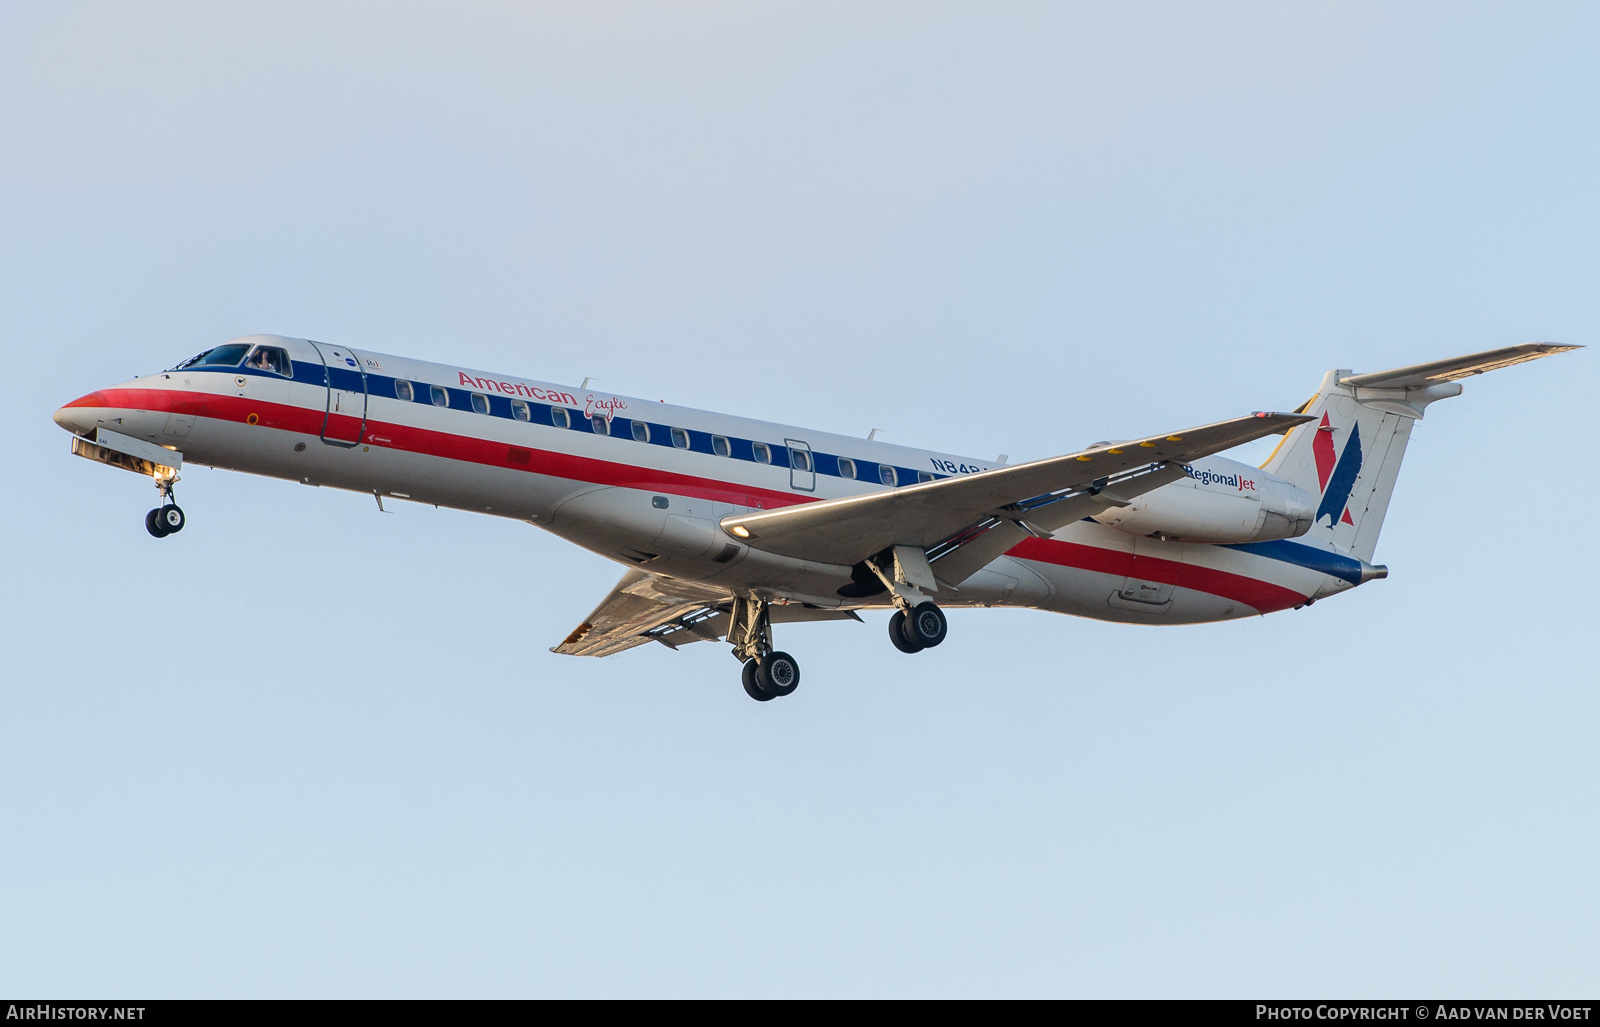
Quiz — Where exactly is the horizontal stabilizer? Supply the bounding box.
[1339,343,1581,390]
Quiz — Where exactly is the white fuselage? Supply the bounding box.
[54,335,1369,625]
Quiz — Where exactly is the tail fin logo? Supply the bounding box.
[1312,414,1338,490]
[1312,414,1363,528]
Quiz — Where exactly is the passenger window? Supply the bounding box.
[591,415,610,435]
[838,457,856,480]
[753,443,771,464]
[712,436,731,457]
[631,420,650,443]
[511,400,530,421]
[918,471,935,483]
[431,386,449,407]
[471,393,490,415]
[245,346,292,377]
[879,465,897,486]
[671,427,690,449]
[552,407,571,429]
[395,380,414,402]
[791,449,812,472]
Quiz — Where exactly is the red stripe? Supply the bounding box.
[1006,537,1306,614]
[90,387,1311,613]
[93,387,811,510]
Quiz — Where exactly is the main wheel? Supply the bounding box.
[889,610,924,653]
[758,651,800,697]
[742,659,774,702]
[145,508,170,538]
[907,602,947,648]
[157,505,186,534]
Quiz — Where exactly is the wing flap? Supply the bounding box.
[552,570,731,657]
[551,570,861,657]
[720,411,1310,567]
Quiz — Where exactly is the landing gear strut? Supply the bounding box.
[862,553,948,655]
[145,472,185,538]
[728,596,801,702]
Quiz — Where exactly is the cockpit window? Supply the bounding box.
[176,344,251,370]
[245,346,292,377]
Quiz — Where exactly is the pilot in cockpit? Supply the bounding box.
[248,348,274,371]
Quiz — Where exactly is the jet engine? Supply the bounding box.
[1091,457,1315,544]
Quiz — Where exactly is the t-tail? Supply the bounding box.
[1260,343,1580,564]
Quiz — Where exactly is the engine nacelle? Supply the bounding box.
[1091,457,1315,544]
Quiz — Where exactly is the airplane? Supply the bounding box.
[53,336,1578,701]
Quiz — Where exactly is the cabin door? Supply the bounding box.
[309,340,368,447]
[786,438,815,492]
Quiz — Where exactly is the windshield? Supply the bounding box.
[175,344,251,370]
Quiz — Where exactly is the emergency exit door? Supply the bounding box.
[786,439,815,492]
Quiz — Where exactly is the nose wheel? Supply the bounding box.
[145,474,186,537]
[146,504,185,537]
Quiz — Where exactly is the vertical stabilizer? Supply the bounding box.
[1260,343,1578,563]
[1259,371,1424,562]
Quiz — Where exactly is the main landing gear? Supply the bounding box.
[889,602,947,654]
[728,597,802,702]
[740,651,800,702]
[144,473,185,538]
[724,579,948,702]
[860,551,948,656]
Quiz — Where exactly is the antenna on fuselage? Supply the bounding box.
[867,428,883,441]
[581,377,595,390]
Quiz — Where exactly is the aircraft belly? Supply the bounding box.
[177,416,578,521]
[998,520,1318,624]
[545,490,888,603]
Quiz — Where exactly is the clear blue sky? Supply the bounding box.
[2,2,1595,997]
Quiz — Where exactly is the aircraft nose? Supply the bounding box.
[53,391,107,435]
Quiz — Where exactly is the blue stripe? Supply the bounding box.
[239,358,945,489]
[1220,539,1364,585]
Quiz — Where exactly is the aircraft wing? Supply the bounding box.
[719,412,1313,572]
[551,570,729,657]
[552,569,860,657]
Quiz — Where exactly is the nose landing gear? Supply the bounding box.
[145,504,185,537]
[144,473,185,538]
